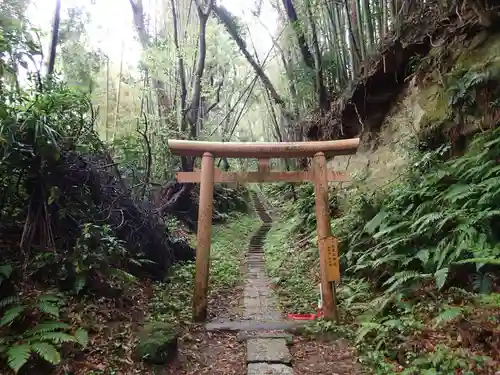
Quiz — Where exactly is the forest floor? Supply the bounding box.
[58,201,367,375]
[54,212,258,375]
[10,198,499,375]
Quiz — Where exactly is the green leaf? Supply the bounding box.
[0,305,25,326]
[74,275,86,294]
[40,332,76,344]
[364,211,388,234]
[6,344,31,373]
[433,306,463,328]
[30,342,60,365]
[434,267,449,290]
[415,249,429,265]
[0,264,13,278]
[74,328,88,348]
[37,301,60,318]
[456,257,500,265]
[25,322,71,336]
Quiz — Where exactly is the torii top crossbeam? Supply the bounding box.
[167,138,360,158]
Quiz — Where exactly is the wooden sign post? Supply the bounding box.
[167,139,359,322]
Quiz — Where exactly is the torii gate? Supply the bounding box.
[167,138,360,322]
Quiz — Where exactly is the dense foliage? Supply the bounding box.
[264,127,500,374]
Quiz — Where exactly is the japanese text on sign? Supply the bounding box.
[319,236,340,282]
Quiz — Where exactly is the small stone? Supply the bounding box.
[247,363,293,375]
[247,338,291,363]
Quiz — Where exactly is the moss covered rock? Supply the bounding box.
[134,323,178,364]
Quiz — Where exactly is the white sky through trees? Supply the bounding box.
[28,0,278,69]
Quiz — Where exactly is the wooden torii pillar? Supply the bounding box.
[167,138,360,322]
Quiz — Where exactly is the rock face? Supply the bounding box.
[325,30,500,189]
[303,3,500,189]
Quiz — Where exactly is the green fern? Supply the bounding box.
[0,265,13,286]
[0,306,25,326]
[30,342,60,365]
[25,322,71,336]
[73,328,88,348]
[6,344,31,373]
[36,301,60,318]
[0,293,88,373]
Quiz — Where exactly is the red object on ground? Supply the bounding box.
[287,308,324,320]
[287,313,317,320]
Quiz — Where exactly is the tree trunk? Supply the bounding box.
[47,0,61,77]
[305,0,329,112]
[113,38,125,141]
[213,5,295,123]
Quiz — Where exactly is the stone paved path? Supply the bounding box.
[206,191,296,375]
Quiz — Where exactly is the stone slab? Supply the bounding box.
[237,331,292,342]
[205,320,306,332]
[247,363,293,375]
[247,338,291,363]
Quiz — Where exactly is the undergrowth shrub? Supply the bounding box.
[337,127,500,301]
[263,126,500,373]
[265,220,318,313]
[0,292,87,373]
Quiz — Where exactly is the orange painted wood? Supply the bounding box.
[167,138,360,158]
[258,158,270,172]
[192,152,215,322]
[313,152,339,322]
[176,169,348,183]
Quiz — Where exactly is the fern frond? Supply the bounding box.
[434,267,449,290]
[74,328,88,348]
[384,271,429,293]
[433,306,463,328]
[0,296,20,308]
[32,332,76,345]
[355,321,383,344]
[456,257,500,265]
[25,321,71,336]
[411,212,444,234]
[36,301,60,318]
[0,264,13,279]
[363,211,389,234]
[6,344,31,373]
[30,341,61,365]
[0,305,25,326]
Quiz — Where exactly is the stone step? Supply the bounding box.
[246,260,265,264]
[247,338,291,364]
[237,332,293,342]
[205,320,306,332]
[248,363,293,375]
